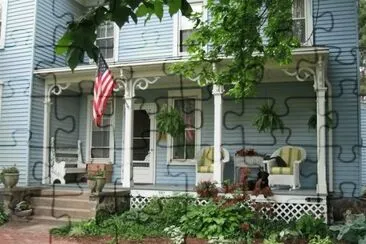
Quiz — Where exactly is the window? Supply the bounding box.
[173,1,204,55]
[168,90,201,164]
[96,21,115,60]
[0,0,8,48]
[292,0,312,46]
[88,97,114,162]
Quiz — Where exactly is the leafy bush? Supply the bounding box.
[330,211,366,243]
[0,204,8,225]
[308,235,333,244]
[295,214,328,238]
[180,201,253,240]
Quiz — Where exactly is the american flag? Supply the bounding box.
[93,53,115,127]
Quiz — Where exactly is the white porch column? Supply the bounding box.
[315,57,328,195]
[212,84,224,186]
[122,79,134,188]
[42,93,51,184]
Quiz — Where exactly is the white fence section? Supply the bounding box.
[130,189,327,223]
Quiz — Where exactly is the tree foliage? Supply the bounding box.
[360,0,366,63]
[56,0,193,70]
[170,0,300,98]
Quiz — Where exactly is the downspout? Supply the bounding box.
[325,78,333,192]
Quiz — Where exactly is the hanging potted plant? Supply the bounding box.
[307,110,333,129]
[94,169,106,193]
[156,106,185,138]
[253,103,284,133]
[1,166,19,189]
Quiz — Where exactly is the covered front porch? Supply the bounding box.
[34,47,331,200]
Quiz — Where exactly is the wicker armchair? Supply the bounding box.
[195,146,230,185]
[263,146,306,190]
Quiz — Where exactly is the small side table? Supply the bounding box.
[233,156,264,183]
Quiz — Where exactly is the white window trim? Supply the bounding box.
[90,22,119,63]
[86,95,116,164]
[295,0,313,46]
[172,0,207,57]
[167,89,202,165]
[0,0,8,49]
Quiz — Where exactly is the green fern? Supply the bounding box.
[253,103,284,133]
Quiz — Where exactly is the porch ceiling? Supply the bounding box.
[34,47,329,85]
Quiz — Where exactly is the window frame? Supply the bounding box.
[0,0,8,49]
[167,89,202,165]
[292,0,313,46]
[86,95,116,164]
[172,0,207,56]
[91,21,119,63]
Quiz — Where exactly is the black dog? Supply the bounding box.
[248,170,269,191]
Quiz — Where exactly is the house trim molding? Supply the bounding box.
[0,0,8,49]
[166,89,202,166]
[86,95,116,164]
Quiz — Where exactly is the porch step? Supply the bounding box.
[32,206,92,220]
[30,189,92,221]
[32,197,90,209]
[35,189,90,200]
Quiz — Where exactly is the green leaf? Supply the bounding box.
[55,32,72,55]
[66,47,83,71]
[181,0,192,18]
[154,0,164,21]
[136,4,149,17]
[167,0,181,16]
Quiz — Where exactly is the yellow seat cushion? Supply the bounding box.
[279,147,302,168]
[271,167,292,175]
[197,147,225,173]
[198,165,214,173]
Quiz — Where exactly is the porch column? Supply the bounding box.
[122,78,134,188]
[315,57,328,195]
[42,92,51,184]
[212,84,224,185]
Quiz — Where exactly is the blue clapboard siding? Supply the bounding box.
[118,7,173,62]
[0,0,36,185]
[313,0,360,196]
[361,102,366,186]
[28,77,45,185]
[33,0,86,69]
[50,93,80,147]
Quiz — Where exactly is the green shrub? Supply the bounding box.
[0,204,8,225]
[295,214,328,238]
[180,201,253,239]
[330,211,366,243]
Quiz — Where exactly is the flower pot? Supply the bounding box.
[95,177,106,193]
[88,179,97,193]
[14,209,32,217]
[3,173,19,189]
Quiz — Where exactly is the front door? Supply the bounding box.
[132,108,155,184]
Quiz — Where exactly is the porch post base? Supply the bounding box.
[316,184,328,195]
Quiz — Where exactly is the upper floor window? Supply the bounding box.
[167,90,202,164]
[292,0,313,46]
[0,0,8,49]
[96,21,116,60]
[173,1,204,56]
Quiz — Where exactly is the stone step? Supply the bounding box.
[34,189,90,200]
[31,197,90,209]
[32,206,92,220]
[30,215,83,224]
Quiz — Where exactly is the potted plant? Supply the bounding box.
[1,166,19,189]
[94,169,106,193]
[87,174,97,193]
[195,181,218,198]
[156,106,185,137]
[253,103,284,133]
[14,200,32,217]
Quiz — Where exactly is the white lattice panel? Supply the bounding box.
[130,190,327,222]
